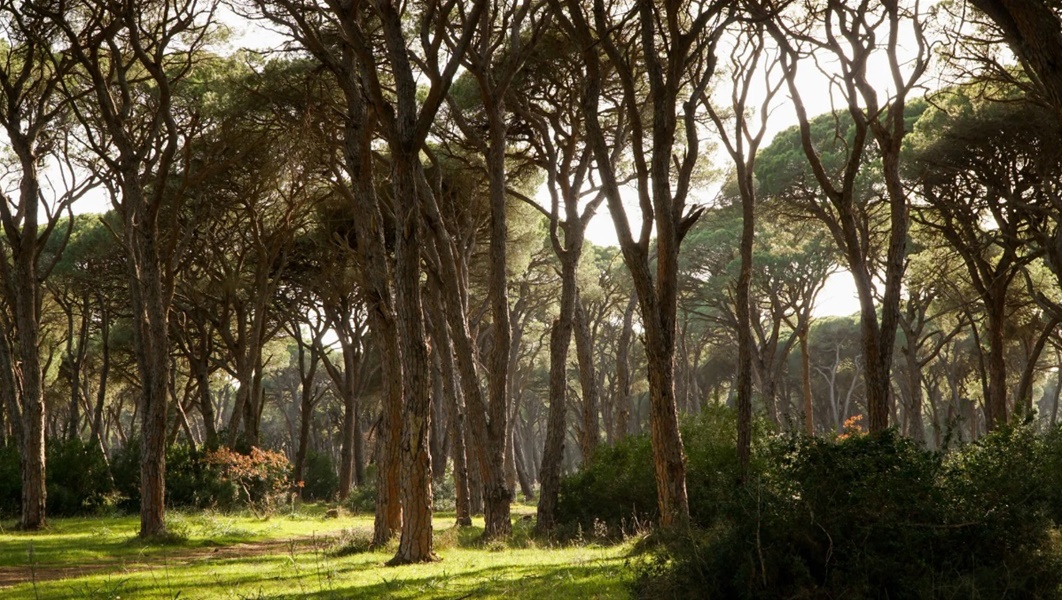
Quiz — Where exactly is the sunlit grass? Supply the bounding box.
[0,506,632,599]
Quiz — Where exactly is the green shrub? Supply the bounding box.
[556,406,747,532]
[0,443,19,518]
[108,438,143,513]
[0,438,116,519]
[46,437,115,516]
[556,432,657,530]
[110,440,252,512]
[299,451,339,501]
[630,424,1062,599]
[433,467,457,511]
[935,425,1061,595]
[346,467,377,514]
[165,442,236,509]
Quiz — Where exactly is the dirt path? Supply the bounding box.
[0,534,339,589]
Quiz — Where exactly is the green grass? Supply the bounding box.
[0,507,632,599]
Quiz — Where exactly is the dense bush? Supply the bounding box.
[0,443,19,518]
[0,438,115,518]
[628,423,1062,599]
[204,446,291,514]
[46,438,115,516]
[112,441,292,513]
[164,442,236,509]
[111,439,233,512]
[345,464,377,514]
[556,432,656,530]
[556,406,745,531]
[299,451,339,501]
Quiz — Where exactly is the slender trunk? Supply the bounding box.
[800,322,815,435]
[431,309,472,525]
[292,336,320,495]
[1016,317,1060,417]
[372,311,404,544]
[339,350,360,500]
[91,308,111,450]
[904,348,925,443]
[573,297,599,461]
[482,89,514,540]
[735,165,755,480]
[189,323,217,449]
[293,384,314,494]
[985,298,1009,430]
[614,297,636,441]
[0,327,19,448]
[644,323,689,527]
[430,360,448,484]
[1051,368,1061,427]
[513,426,535,501]
[535,258,577,533]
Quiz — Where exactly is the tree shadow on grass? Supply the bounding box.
[269,559,630,600]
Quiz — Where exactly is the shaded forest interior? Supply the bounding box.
[3,0,1062,595]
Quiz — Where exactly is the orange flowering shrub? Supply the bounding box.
[837,414,866,440]
[204,446,291,515]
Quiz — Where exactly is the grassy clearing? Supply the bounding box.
[0,506,632,599]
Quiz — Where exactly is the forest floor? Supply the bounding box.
[0,505,632,599]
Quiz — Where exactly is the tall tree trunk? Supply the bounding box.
[192,333,217,449]
[573,297,600,461]
[1,158,47,530]
[985,298,1009,430]
[643,327,689,527]
[800,322,815,436]
[729,144,758,480]
[480,85,514,541]
[91,307,112,453]
[614,296,637,442]
[292,332,321,495]
[338,347,361,500]
[431,310,473,526]
[1050,366,1062,427]
[1016,316,1060,417]
[127,212,172,538]
[905,349,925,443]
[535,257,578,533]
[388,150,436,564]
[430,360,449,484]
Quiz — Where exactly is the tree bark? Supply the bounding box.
[614,297,637,441]
[573,296,600,461]
[430,304,472,526]
[969,0,1062,111]
[387,154,436,564]
[535,257,578,533]
[800,321,815,436]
